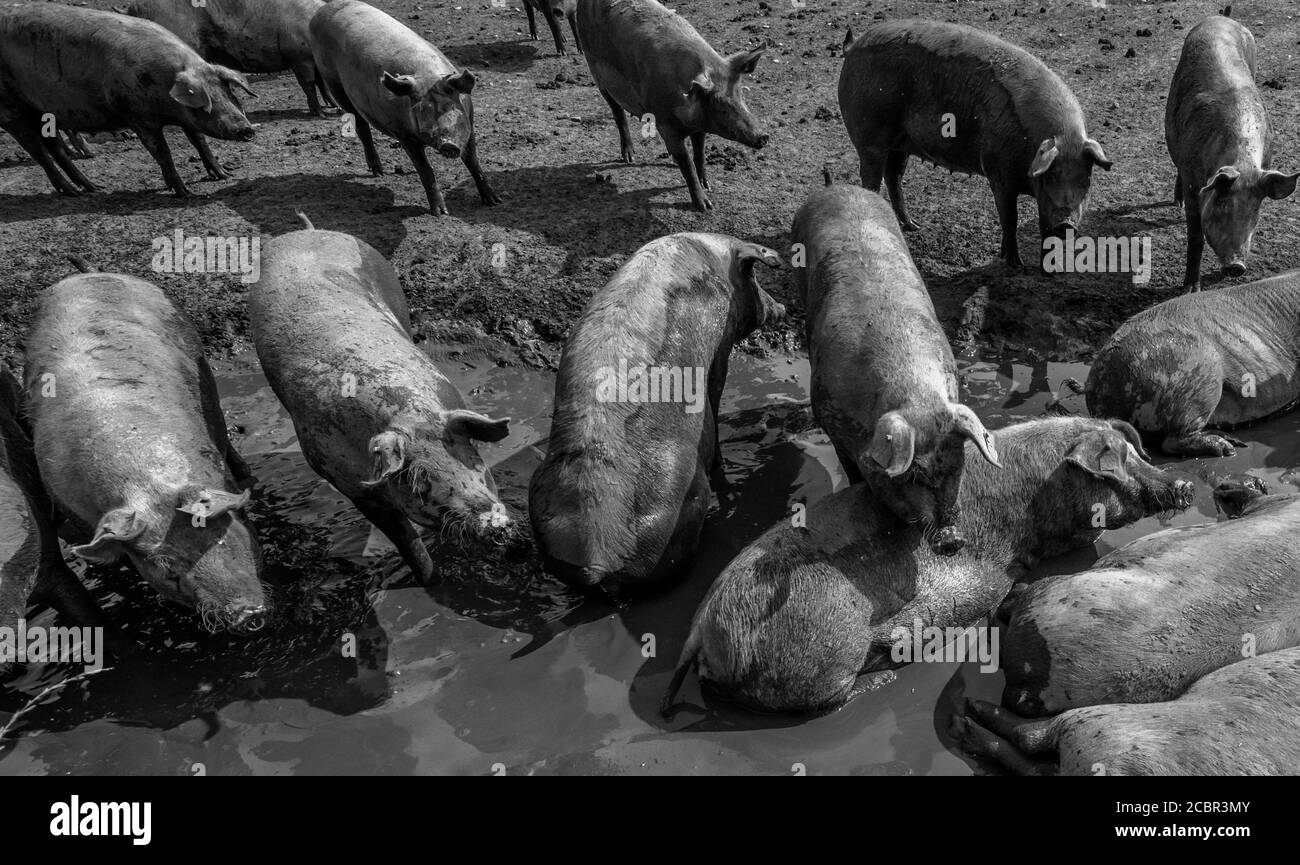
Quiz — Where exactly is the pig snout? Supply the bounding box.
[475,502,514,543]
[1154,478,1196,512]
[929,525,967,557]
[1222,259,1247,278]
[436,142,462,158]
[226,600,270,634]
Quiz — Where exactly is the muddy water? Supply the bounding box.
[1,349,1296,776]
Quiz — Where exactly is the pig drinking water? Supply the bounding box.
[24,275,269,634]
[838,20,1112,268]
[251,221,513,585]
[1167,14,1298,289]
[523,0,581,57]
[0,4,256,197]
[577,0,768,212]
[529,233,784,596]
[309,0,499,216]
[1085,269,1300,457]
[661,417,1194,715]
[792,181,999,556]
[119,0,337,116]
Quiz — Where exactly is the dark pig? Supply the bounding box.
[661,417,1193,715]
[0,4,256,197]
[793,182,999,556]
[309,0,499,215]
[251,221,513,585]
[529,233,784,596]
[24,275,269,634]
[838,20,1112,267]
[577,0,768,212]
[524,0,581,57]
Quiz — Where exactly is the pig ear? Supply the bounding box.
[735,242,783,270]
[1083,139,1112,170]
[1029,138,1059,179]
[1107,419,1151,462]
[364,430,408,485]
[867,412,916,477]
[688,73,715,99]
[1259,170,1300,200]
[1065,432,1129,483]
[445,70,476,95]
[169,69,213,112]
[727,48,765,76]
[444,410,511,443]
[950,404,1000,468]
[177,488,251,520]
[381,72,420,98]
[1201,166,1240,196]
[72,507,146,562]
[215,65,257,99]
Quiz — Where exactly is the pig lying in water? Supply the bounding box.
[1167,13,1298,290]
[0,4,256,197]
[310,0,499,216]
[529,233,784,596]
[999,481,1300,718]
[523,0,581,57]
[24,275,269,634]
[578,0,768,212]
[1085,269,1300,457]
[661,417,1194,715]
[252,220,513,585]
[793,181,999,556]
[119,0,338,116]
[839,20,1111,268]
[953,646,1300,775]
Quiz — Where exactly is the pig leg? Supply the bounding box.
[400,140,448,215]
[856,150,885,191]
[884,151,920,231]
[544,10,567,56]
[832,441,865,485]
[662,126,710,212]
[292,63,329,117]
[525,3,539,40]
[353,116,385,177]
[461,134,501,207]
[133,124,191,197]
[600,89,635,164]
[4,121,82,195]
[317,74,339,111]
[568,17,582,53]
[47,135,99,192]
[353,498,437,585]
[1181,179,1204,290]
[182,129,231,181]
[991,181,1023,268]
[691,132,710,191]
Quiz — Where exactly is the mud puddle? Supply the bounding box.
[1,349,1295,775]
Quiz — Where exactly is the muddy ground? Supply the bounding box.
[3,0,1300,370]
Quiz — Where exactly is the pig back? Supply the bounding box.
[201,0,323,70]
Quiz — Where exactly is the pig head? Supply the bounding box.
[381,69,475,158]
[680,49,768,149]
[1195,165,1299,276]
[1028,132,1112,239]
[169,62,259,142]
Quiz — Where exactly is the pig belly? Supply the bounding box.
[1209,335,1300,425]
[898,121,984,176]
[586,59,648,117]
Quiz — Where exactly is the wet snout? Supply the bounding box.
[929,525,967,557]
[1221,259,1246,278]
[227,600,270,634]
[436,141,461,159]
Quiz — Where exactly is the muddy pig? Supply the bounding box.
[1000,481,1300,718]
[118,0,337,116]
[0,4,256,197]
[310,0,499,215]
[953,646,1300,775]
[1167,13,1298,289]
[1085,269,1300,457]
[523,0,581,57]
[793,181,999,556]
[529,233,784,596]
[24,275,269,634]
[838,20,1112,268]
[577,0,768,212]
[251,219,513,585]
[661,417,1193,715]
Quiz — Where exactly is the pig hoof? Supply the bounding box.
[619,149,635,164]
[692,194,713,213]
[480,189,502,207]
[901,218,920,231]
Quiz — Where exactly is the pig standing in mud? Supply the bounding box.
[0,4,256,197]
[118,0,337,117]
[661,417,1194,715]
[577,0,768,212]
[1167,13,1298,289]
[309,0,499,216]
[523,0,581,57]
[838,21,1112,267]
[252,219,513,586]
[953,646,1300,776]
[529,233,784,596]
[998,481,1300,718]
[24,275,270,634]
[792,181,999,556]
[1085,269,1300,457]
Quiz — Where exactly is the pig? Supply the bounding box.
[24,275,270,634]
[529,233,785,596]
[1167,13,1298,290]
[0,4,255,197]
[999,481,1300,718]
[838,21,1112,268]
[792,181,1000,556]
[251,219,514,585]
[523,0,582,57]
[952,647,1300,775]
[309,0,499,216]
[117,0,338,116]
[1085,269,1300,457]
[661,417,1195,715]
[576,0,768,212]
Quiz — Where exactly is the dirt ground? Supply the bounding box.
[2,0,1300,370]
